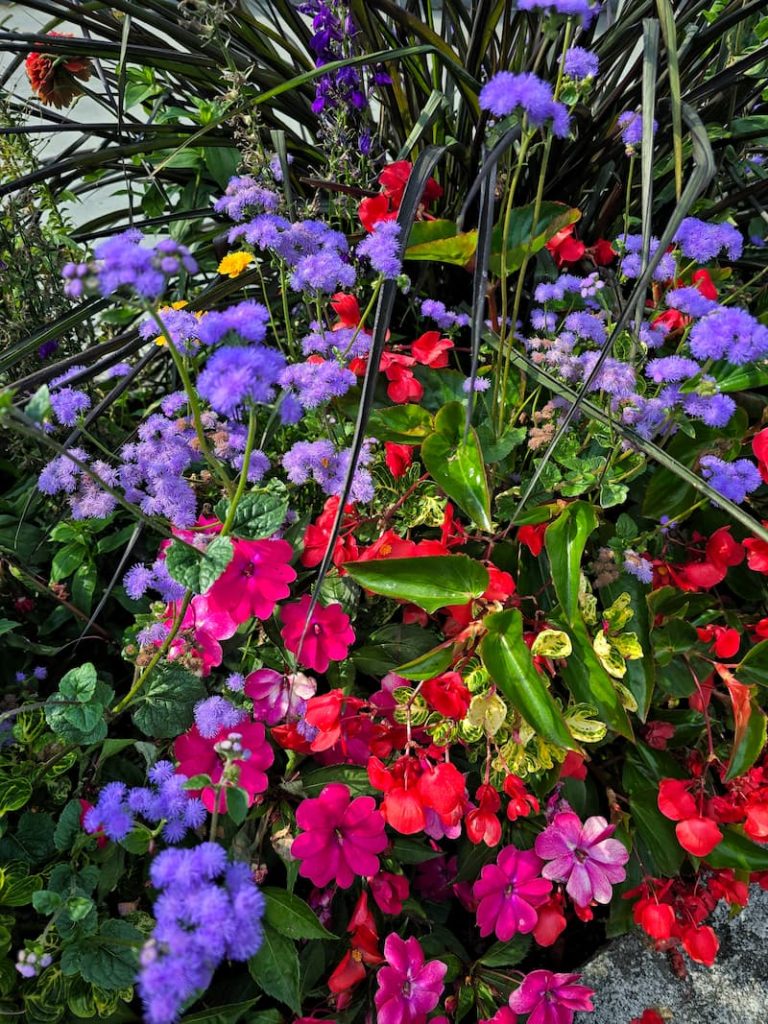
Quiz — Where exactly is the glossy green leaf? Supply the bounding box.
[480,609,577,750]
[353,623,442,675]
[248,924,301,1014]
[0,777,32,814]
[736,640,768,686]
[367,404,434,444]
[422,402,492,530]
[726,699,767,781]
[489,203,581,276]
[345,555,489,614]
[545,501,598,624]
[299,764,373,799]
[605,577,655,719]
[262,888,336,940]
[705,828,768,872]
[559,620,634,739]
[394,643,455,681]
[404,220,478,266]
[624,758,685,876]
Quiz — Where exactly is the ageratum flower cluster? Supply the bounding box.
[138,843,265,1024]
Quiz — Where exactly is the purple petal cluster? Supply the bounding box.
[617,110,658,151]
[197,346,286,417]
[374,934,446,1024]
[279,359,356,409]
[245,668,317,725]
[193,697,246,739]
[619,234,676,281]
[516,0,600,26]
[699,455,762,505]
[119,414,199,527]
[563,46,599,80]
[420,299,470,330]
[140,307,200,353]
[138,844,264,1024]
[90,229,197,300]
[196,301,270,346]
[674,217,743,262]
[665,286,718,317]
[535,811,629,907]
[534,273,587,302]
[645,356,702,383]
[301,324,371,361]
[38,448,118,520]
[282,437,376,503]
[356,221,403,279]
[688,306,768,364]
[479,71,571,138]
[213,175,280,221]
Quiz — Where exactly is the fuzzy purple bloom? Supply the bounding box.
[357,221,402,279]
[516,0,600,26]
[674,217,743,262]
[197,346,285,417]
[213,176,280,221]
[479,71,570,137]
[664,286,718,317]
[196,301,270,346]
[193,697,246,739]
[645,356,702,383]
[279,360,356,409]
[617,110,657,150]
[699,456,762,505]
[688,306,768,364]
[563,46,599,80]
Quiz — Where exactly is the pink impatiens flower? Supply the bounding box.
[473,846,552,942]
[534,812,629,908]
[207,538,296,625]
[174,719,273,814]
[291,782,387,888]
[165,593,237,675]
[280,596,355,672]
[374,933,447,1024]
[244,668,316,724]
[508,970,594,1024]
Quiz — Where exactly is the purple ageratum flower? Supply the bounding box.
[83,782,134,841]
[624,550,654,584]
[479,71,570,138]
[531,309,557,331]
[421,299,470,330]
[562,46,599,80]
[462,376,491,394]
[688,306,768,364]
[357,221,403,279]
[196,301,270,346]
[245,668,316,725]
[213,175,280,222]
[534,811,629,907]
[92,229,197,300]
[577,353,637,399]
[280,360,356,408]
[617,110,658,152]
[674,217,743,262]
[374,933,447,1024]
[645,356,702,383]
[473,846,552,941]
[509,970,595,1024]
[282,438,376,503]
[700,455,762,505]
[37,449,118,521]
[665,285,718,317]
[49,387,91,427]
[516,0,600,26]
[140,307,200,353]
[193,697,246,738]
[682,391,736,428]
[138,844,264,1024]
[564,310,607,345]
[197,345,285,417]
[290,248,356,292]
[619,234,676,282]
[534,273,585,302]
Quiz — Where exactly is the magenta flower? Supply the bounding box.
[473,846,552,942]
[508,970,594,1024]
[174,719,274,814]
[244,668,316,724]
[207,538,296,625]
[280,596,355,672]
[374,933,447,1024]
[291,782,387,888]
[166,594,237,675]
[534,812,629,908]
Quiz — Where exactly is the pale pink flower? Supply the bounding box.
[508,970,594,1024]
[534,812,629,907]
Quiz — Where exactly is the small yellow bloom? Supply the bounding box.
[218,251,254,278]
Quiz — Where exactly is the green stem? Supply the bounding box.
[111,590,193,715]
[339,277,383,359]
[221,405,258,536]
[279,264,296,356]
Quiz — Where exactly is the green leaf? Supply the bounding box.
[71,564,97,615]
[480,609,577,750]
[45,686,111,745]
[0,872,42,907]
[624,758,685,877]
[654,620,700,666]
[478,935,531,967]
[545,501,598,624]
[226,786,250,826]
[559,619,633,740]
[367,404,434,444]
[0,619,19,637]
[345,555,489,613]
[262,888,337,940]
[605,577,655,719]
[705,828,768,872]
[215,484,289,540]
[299,764,373,798]
[353,623,441,675]
[726,700,767,781]
[61,919,141,991]
[404,219,478,266]
[59,663,98,703]
[736,640,768,686]
[0,777,32,814]
[165,535,234,594]
[180,1000,259,1024]
[131,664,207,738]
[389,836,442,864]
[248,924,301,1014]
[422,402,492,530]
[489,203,581,276]
[50,542,86,582]
[54,800,84,853]
[394,643,455,681]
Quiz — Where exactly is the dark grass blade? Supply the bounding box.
[464,147,497,441]
[635,19,659,327]
[457,124,519,231]
[508,102,717,526]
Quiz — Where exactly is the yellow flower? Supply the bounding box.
[217,251,254,278]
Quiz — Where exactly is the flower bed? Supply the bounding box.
[1,2,768,1024]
